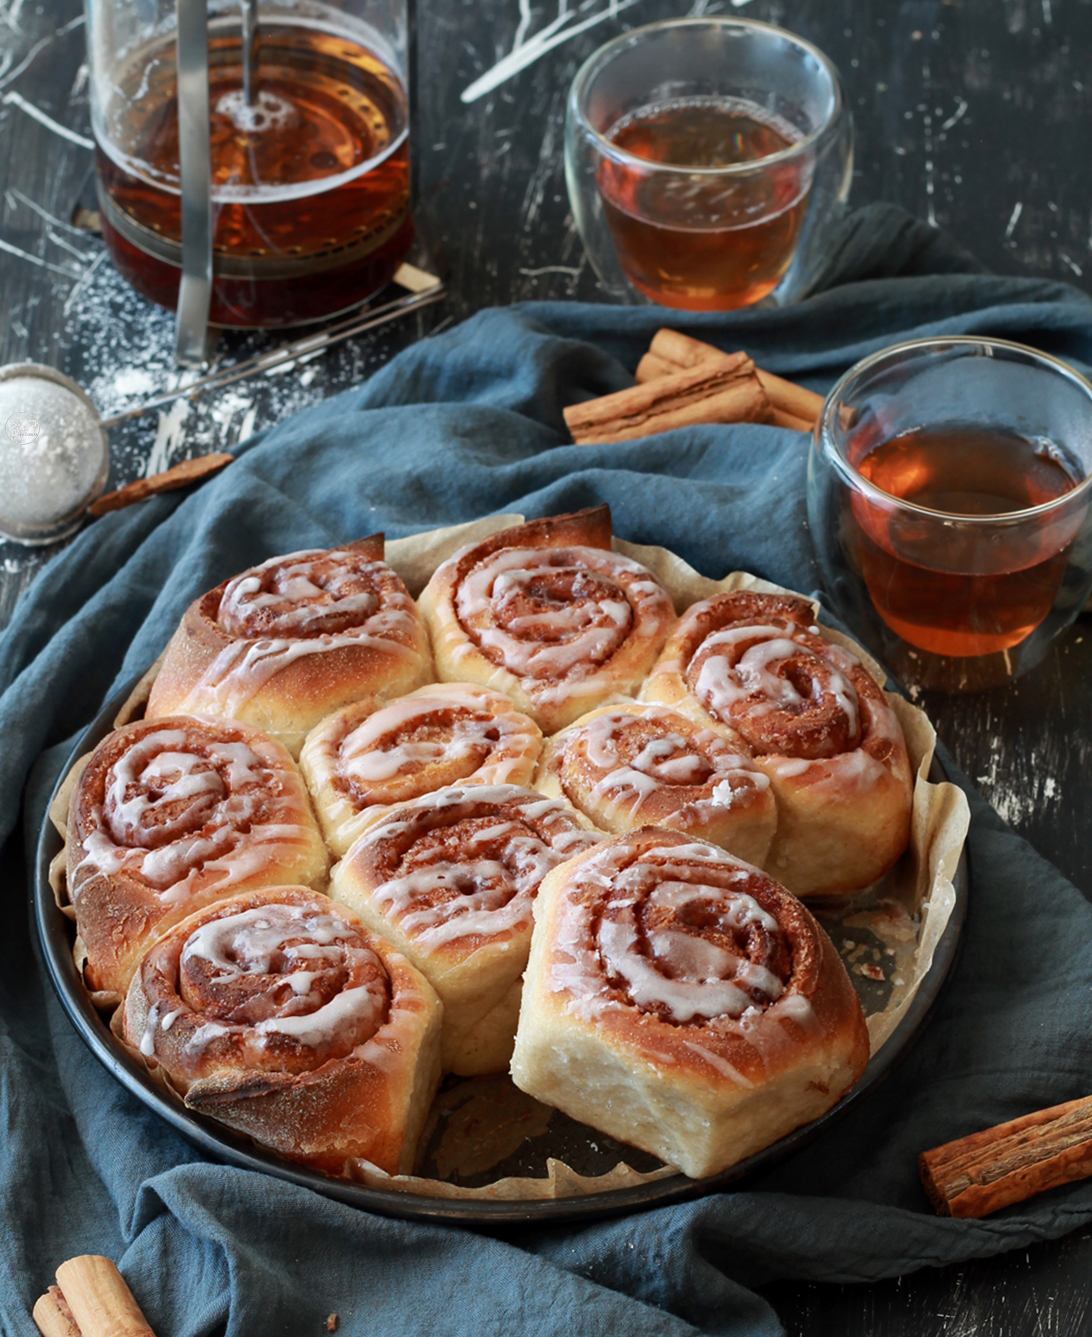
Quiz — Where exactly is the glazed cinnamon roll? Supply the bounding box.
[146,536,433,757]
[536,702,776,868]
[417,506,676,735]
[300,683,543,857]
[510,828,870,1179]
[643,591,913,897]
[65,715,329,1002]
[329,784,599,1075]
[117,886,442,1176]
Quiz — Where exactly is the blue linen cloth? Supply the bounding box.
[4,205,1092,1336]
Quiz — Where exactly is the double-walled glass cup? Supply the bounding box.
[564,18,853,311]
[807,337,1092,692]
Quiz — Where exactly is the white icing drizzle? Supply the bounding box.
[75,724,318,899]
[547,842,800,1037]
[337,687,538,790]
[170,549,426,715]
[681,1039,756,1087]
[450,544,673,692]
[140,1001,160,1057]
[219,549,383,638]
[253,985,384,1045]
[180,612,422,716]
[175,904,388,1055]
[691,623,867,760]
[355,786,597,950]
[561,707,768,820]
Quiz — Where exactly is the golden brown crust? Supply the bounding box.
[329,784,599,1075]
[300,683,543,857]
[66,715,329,1004]
[418,507,676,735]
[536,702,776,867]
[642,592,913,896]
[146,537,433,757]
[117,885,442,1175]
[510,828,870,1178]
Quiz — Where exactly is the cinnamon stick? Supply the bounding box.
[53,1257,157,1337]
[647,327,726,372]
[633,351,678,383]
[770,407,816,433]
[640,328,826,429]
[89,453,233,517]
[920,1093,1092,1218]
[755,369,826,429]
[564,354,771,445]
[32,1287,83,1337]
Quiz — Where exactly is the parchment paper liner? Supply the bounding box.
[48,514,969,1202]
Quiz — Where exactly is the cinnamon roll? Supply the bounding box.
[510,828,870,1179]
[417,506,676,735]
[536,702,776,868]
[300,684,543,857]
[643,591,913,897]
[146,536,433,757]
[65,715,329,1002]
[117,886,442,1176]
[329,784,599,1076]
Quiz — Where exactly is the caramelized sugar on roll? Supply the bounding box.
[66,715,329,1002]
[643,591,913,897]
[330,784,599,1075]
[418,507,676,735]
[146,537,433,757]
[119,886,442,1175]
[300,684,543,856]
[511,828,869,1179]
[538,702,777,866]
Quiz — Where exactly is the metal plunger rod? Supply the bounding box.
[174,0,214,368]
[241,0,260,106]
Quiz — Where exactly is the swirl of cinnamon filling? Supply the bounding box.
[119,886,443,1175]
[217,549,396,640]
[419,509,675,735]
[330,784,600,1074]
[145,538,433,757]
[198,548,423,682]
[687,623,866,761]
[549,835,804,1030]
[455,547,669,682]
[537,703,776,867]
[643,591,913,898]
[335,784,597,954]
[300,684,543,856]
[67,715,328,999]
[510,828,870,1178]
[137,899,390,1078]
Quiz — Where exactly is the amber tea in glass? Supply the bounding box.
[597,96,811,310]
[565,19,852,310]
[90,12,412,328]
[847,424,1081,657]
[808,338,1092,690]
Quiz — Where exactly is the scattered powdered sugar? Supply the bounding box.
[0,226,441,584]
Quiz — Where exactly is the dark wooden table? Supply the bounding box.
[2,0,1091,1333]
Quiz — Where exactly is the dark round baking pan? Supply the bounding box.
[33,674,968,1226]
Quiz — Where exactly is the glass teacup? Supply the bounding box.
[564,17,853,310]
[807,337,1092,691]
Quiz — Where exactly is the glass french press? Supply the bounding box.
[85,0,413,362]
